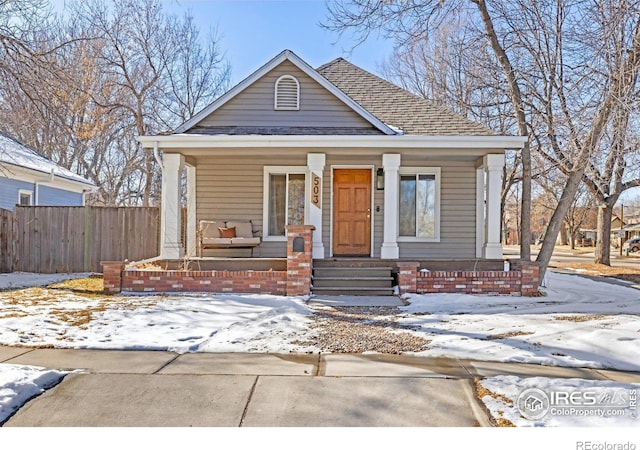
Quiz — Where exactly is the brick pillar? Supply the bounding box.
[101,261,126,294]
[517,260,540,296]
[286,225,315,296]
[397,262,419,295]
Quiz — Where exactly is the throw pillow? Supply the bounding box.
[218,227,236,238]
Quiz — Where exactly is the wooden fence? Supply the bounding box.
[0,208,13,273]
[0,206,159,273]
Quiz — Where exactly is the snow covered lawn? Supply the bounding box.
[0,286,315,353]
[0,363,67,424]
[399,271,640,371]
[479,376,639,427]
[0,271,639,371]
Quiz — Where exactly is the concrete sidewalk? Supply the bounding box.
[2,347,639,427]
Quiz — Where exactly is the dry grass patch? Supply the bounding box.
[552,263,640,283]
[48,276,104,294]
[554,314,610,322]
[474,379,516,427]
[485,331,534,340]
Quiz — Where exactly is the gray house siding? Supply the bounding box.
[194,150,478,259]
[324,155,476,259]
[195,153,306,257]
[398,158,477,259]
[38,185,83,206]
[198,60,375,130]
[0,176,34,210]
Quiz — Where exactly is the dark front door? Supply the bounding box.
[333,169,372,256]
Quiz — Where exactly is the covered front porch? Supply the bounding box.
[153,141,512,263]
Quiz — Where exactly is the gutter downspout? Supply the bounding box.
[153,141,163,175]
[35,169,55,205]
[153,141,165,259]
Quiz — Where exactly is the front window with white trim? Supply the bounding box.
[264,167,306,238]
[18,189,33,206]
[398,168,440,241]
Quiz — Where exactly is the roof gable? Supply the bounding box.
[317,58,499,136]
[174,50,396,135]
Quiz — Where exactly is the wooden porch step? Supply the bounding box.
[312,264,394,296]
[312,276,394,288]
[311,286,396,296]
[313,267,394,278]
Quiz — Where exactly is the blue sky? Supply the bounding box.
[165,0,395,84]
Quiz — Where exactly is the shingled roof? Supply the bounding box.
[317,58,498,136]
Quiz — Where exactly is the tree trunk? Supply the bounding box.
[537,168,587,280]
[473,0,531,260]
[594,203,615,265]
[570,232,575,250]
[560,221,568,246]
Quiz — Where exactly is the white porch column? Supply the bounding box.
[381,153,401,259]
[160,153,185,259]
[482,154,505,259]
[307,153,325,259]
[185,163,197,257]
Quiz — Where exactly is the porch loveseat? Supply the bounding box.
[198,220,261,256]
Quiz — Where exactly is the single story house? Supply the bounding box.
[138,50,526,262]
[0,131,95,210]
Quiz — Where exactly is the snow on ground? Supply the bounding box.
[479,376,640,427]
[0,363,68,424]
[0,270,639,370]
[0,273,90,290]
[0,286,315,353]
[399,271,640,371]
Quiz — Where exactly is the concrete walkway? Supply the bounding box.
[2,346,639,427]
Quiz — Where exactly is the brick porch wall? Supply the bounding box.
[101,225,315,296]
[121,269,287,294]
[398,260,541,296]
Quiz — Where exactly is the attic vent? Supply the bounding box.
[274,75,300,110]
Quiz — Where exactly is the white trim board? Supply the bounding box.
[262,165,308,242]
[139,134,527,150]
[396,167,441,243]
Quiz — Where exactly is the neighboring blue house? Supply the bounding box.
[0,131,95,211]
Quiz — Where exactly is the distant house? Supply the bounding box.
[0,132,95,211]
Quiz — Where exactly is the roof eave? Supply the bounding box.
[138,134,527,149]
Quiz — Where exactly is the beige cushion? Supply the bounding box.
[231,237,261,246]
[200,221,223,239]
[202,237,232,246]
[226,221,252,238]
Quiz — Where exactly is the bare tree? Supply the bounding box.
[325,0,640,280]
[325,0,533,262]
[0,0,230,205]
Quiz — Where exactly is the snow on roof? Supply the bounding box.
[0,132,94,186]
